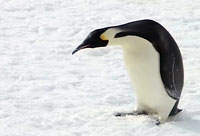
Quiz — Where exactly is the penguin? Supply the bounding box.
[72,19,184,124]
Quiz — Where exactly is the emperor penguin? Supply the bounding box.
[72,19,184,124]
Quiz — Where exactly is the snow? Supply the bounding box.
[0,0,200,135]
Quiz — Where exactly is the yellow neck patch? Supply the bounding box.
[100,34,107,41]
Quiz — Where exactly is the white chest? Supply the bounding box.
[118,36,175,114]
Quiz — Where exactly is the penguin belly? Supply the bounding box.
[120,36,176,122]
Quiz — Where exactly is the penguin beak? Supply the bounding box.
[72,43,90,55]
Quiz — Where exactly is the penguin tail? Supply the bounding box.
[169,108,182,116]
[169,100,182,116]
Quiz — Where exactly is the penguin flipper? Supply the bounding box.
[160,54,183,100]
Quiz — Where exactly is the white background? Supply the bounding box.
[0,0,200,135]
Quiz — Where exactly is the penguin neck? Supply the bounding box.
[108,35,156,56]
[109,36,161,88]
[104,28,159,60]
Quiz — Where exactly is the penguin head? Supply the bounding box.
[72,28,109,54]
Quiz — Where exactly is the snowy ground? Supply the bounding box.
[0,0,200,136]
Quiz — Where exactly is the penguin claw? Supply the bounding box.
[155,120,161,125]
[114,111,147,117]
[114,111,161,125]
[114,112,127,117]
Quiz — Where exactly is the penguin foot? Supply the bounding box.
[114,111,147,117]
[155,119,160,125]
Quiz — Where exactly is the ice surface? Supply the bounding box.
[0,0,200,135]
